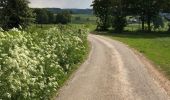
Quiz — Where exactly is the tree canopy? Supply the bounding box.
[55,10,71,24]
[92,0,112,31]
[0,0,33,30]
[34,9,49,24]
[92,0,170,32]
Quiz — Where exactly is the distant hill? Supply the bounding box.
[46,8,93,15]
[47,8,62,14]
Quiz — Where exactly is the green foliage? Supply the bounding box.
[128,0,170,31]
[47,11,55,24]
[34,9,49,24]
[0,25,88,99]
[92,0,170,32]
[75,17,81,21]
[168,23,170,32]
[56,11,71,24]
[86,18,90,21]
[92,0,112,31]
[0,0,33,30]
[92,0,130,31]
[152,15,164,30]
[112,16,127,32]
[33,9,55,24]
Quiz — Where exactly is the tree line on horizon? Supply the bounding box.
[92,0,170,32]
[0,0,71,30]
[33,9,71,25]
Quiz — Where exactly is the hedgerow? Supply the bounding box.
[0,25,88,99]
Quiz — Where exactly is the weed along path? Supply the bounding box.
[56,34,170,100]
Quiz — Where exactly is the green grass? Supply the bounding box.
[99,32,170,79]
[71,14,97,24]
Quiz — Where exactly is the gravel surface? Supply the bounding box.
[56,34,170,100]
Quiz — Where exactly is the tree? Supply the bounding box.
[34,9,49,24]
[55,11,71,24]
[47,11,55,24]
[92,0,170,32]
[0,0,33,30]
[92,0,112,31]
[112,16,127,32]
[111,0,130,32]
[75,17,81,21]
[152,15,164,30]
[92,0,130,31]
[130,0,169,31]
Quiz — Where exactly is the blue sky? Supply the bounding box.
[29,0,93,9]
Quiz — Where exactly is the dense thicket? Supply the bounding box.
[0,25,88,99]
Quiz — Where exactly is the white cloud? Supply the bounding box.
[29,0,93,8]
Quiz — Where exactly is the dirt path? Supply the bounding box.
[55,34,170,100]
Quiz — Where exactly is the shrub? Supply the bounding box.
[152,15,164,30]
[55,11,71,24]
[0,25,88,99]
[75,17,81,21]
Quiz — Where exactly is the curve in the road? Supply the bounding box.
[56,34,170,100]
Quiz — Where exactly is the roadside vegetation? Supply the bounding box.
[0,0,90,99]
[0,25,89,99]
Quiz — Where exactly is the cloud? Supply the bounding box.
[29,0,93,8]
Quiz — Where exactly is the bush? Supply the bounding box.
[152,15,164,30]
[75,17,81,21]
[112,16,127,32]
[168,23,170,32]
[0,25,88,99]
[56,11,71,24]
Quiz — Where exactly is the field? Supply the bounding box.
[71,14,97,24]
[0,25,89,99]
[99,32,170,79]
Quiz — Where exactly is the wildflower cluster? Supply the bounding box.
[0,25,88,99]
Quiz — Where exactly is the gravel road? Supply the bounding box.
[56,34,170,100]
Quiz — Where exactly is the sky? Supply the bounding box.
[29,0,93,9]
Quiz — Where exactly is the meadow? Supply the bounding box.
[71,14,97,24]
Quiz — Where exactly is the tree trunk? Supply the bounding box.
[141,14,145,31]
[142,19,145,31]
[147,16,151,32]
